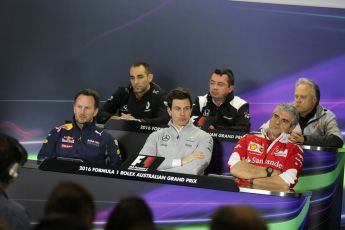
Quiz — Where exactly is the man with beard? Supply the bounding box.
[97,62,169,125]
[228,104,303,191]
[139,87,213,175]
[38,89,121,166]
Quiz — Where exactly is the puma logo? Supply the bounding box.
[95,130,103,136]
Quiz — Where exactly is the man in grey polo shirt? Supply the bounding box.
[139,87,213,175]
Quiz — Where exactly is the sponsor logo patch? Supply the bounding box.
[274,149,288,157]
[62,136,74,144]
[61,143,73,149]
[120,105,129,113]
[95,130,103,136]
[56,123,73,132]
[144,101,151,112]
[247,142,263,154]
[222,116,233,120]
[244,112,250,119]
[161,135,170,141]
[87,139,100,147]
[145,101,150,110]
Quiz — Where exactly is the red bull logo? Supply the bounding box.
[62,136,74,143]
[56,123,73,132]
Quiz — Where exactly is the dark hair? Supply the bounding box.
[0,134,27,183]
[105,197,155,230]
[210,206,267,230]
[165,87,193,108]
[0,216,9,230]
[45,181,95,227]
[74,89,100,109]
[130,62,152,75]
[34,213,89,230]
[213,68,234,86]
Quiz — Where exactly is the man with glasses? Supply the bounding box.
[228,104,303,191]
[191,68,250,132]
[97,62,169,125]
[139,87,213,175]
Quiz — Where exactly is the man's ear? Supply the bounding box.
[228,85,235,93]
[288,124,296,134]
[93,108,99,117]
[312,95,317,106]
[167,107,172,117]
[148,73,153,82]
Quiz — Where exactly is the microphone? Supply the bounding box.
[201,116,216,130]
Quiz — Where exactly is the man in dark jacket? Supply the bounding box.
[38,89,121,166]
[97,62,169,125]
[0,134,31,230]
[192,68,250,132]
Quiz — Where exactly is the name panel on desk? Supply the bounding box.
[104,119,246,142]
[39,159,239,192]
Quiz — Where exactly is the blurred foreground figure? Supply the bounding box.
[0,134,30,230]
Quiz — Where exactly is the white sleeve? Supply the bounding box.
[279,169,298,186]
[228,152,241,168]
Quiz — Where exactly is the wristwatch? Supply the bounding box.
[266,167,273,177]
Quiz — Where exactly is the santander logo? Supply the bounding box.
[251,157,283,169]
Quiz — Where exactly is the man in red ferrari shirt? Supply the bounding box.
[228,103,303,191]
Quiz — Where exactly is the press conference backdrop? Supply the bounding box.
[1,0,345,225]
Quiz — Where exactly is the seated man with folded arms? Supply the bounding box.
[139,87,213,175]
[228,104,303,191]
[191,68,250,132]
[97,62,169,125]
[38,89,121,166]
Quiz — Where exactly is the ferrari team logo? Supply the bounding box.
[248,142,264,154]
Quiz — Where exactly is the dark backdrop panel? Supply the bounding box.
[1,1,345,226]
[0,0,344,152]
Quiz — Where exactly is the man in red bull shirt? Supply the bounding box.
[38,89,121,166]
[228,104,303,191]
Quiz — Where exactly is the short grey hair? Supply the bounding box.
[295,77,321,105]
[274,103,299,126]
[295,78,316,96]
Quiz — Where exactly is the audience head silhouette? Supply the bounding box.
[35,181,94,230]
[105,197,155,230]
[210,205,267,230]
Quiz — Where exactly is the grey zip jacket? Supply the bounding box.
[139,120,213,175]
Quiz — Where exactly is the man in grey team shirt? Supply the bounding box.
[139,87,213,175]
